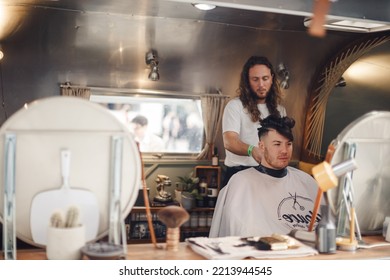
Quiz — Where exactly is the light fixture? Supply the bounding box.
[148,64,159,81]
[145,50,159,81]
[0,44,4,60]
[304,18,390,33]
[335,77,346,87]
[192,3,216,11]
[277,63,290,90]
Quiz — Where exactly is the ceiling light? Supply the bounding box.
[304,18,390,33]
[192,3,216,11]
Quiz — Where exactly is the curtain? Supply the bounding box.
[60,84,91,99]
[196,94,228,160]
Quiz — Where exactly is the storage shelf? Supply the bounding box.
[195,165,221,195]
[127,166,221,244]
[126,206,214,243]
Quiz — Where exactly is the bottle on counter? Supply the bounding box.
[315,204,336,254]
[199,177,208,197]
[207,175,218,207]
[211,147,219,166]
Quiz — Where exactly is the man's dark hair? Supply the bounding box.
[237,56,282,122]
[257,115,295,141]
[131,115,148,126]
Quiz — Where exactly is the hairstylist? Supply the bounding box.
[222,56,287,187]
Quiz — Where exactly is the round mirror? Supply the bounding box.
[0,96,142,247]
[327,111,390,235]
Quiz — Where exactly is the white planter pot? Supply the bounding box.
[181,192,195,210]
[46,225,86,260]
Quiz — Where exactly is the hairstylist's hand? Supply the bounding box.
[251,146,262,164]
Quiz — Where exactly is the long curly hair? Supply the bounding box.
[237,56,282,122]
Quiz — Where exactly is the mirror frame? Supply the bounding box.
[301,31,390,162]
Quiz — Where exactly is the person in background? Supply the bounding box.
[209,115,320,238]
[162,111,181,150]
[222,56,287,187]
[130,115,164,152]
[185,112,203,152]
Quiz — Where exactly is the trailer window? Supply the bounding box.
[90,94,204,155]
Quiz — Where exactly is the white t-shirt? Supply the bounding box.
[136,133,164,152]
[222,97,287,167]
[209,167,321,238]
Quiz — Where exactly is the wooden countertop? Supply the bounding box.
[3,235,390,260]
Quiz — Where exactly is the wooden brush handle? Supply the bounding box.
[165,227,180,251]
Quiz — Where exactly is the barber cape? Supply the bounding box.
[209,166,320,238]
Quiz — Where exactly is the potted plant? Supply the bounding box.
[176,172,199,209]
[177,172,199,192]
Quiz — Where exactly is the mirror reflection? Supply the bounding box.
[90,94,204,154]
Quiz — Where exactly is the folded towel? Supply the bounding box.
[186,234,318,260]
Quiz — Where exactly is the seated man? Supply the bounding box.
[130,115,164,152]
[209,115,321,237]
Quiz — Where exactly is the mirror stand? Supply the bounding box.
[334,141,362,242]
[108,135,127,256]
[2,133,17,260]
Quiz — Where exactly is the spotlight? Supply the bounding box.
[145,50,159,81]
[0,45,4,60]
[148,64,160,81]
[335,77,347,87]
[277,63,290,89]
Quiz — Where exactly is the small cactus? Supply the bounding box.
[50,211,64,228]
[50,206,81,228]
[65,206,80,228]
